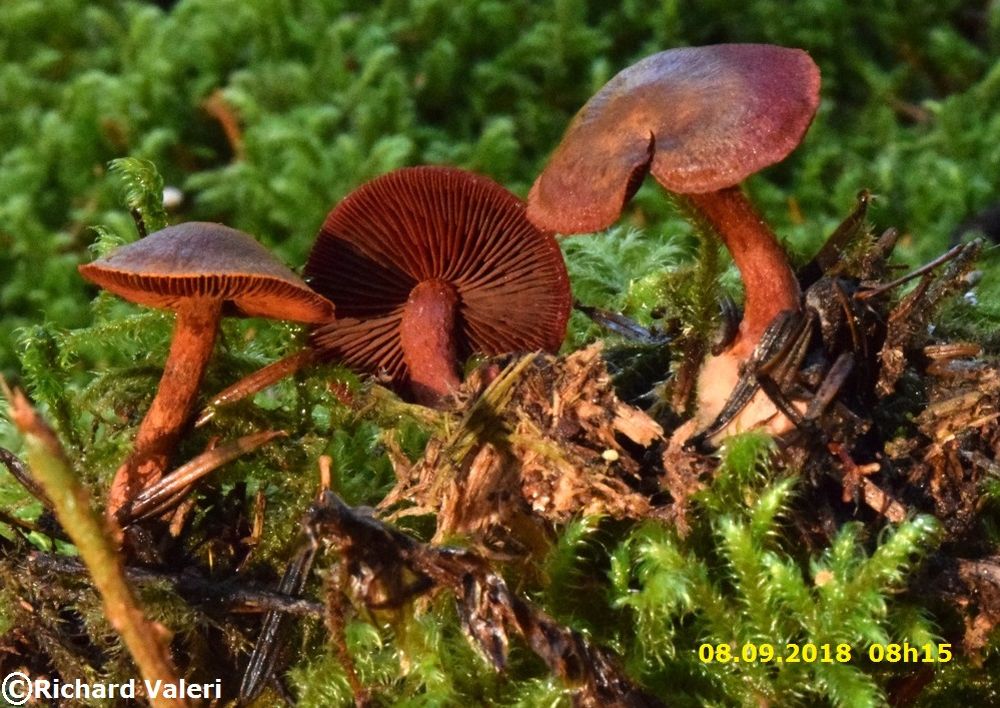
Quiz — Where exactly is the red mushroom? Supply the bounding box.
[305,166,572,406]
[79,222,334,516]
[527,44,820,434]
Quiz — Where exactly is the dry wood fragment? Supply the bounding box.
[312,492,664,707]
[381,344,668,549]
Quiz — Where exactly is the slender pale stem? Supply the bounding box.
[686,186,801,355]
[4,384,188,708]
[107,299,223,519]
[399,279,462,406]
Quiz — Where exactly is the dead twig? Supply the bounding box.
[828,442,906,522]
[27,552,324,617]
[119,429,286,524]
[0,445,51,506]
[202,88,245,160]
[1,379,189,708]
[238,538,318,704]
[575,301,669,345]
[855,241,975,301]
[195,350,316,427]
[311,491,664,707]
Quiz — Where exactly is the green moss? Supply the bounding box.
[4,0,1000,376]
[608,434,943,707]
[2,1,999,704]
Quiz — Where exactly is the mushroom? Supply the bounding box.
[527,44,820,435]
[79,222,334,515]
[305,166,572,406]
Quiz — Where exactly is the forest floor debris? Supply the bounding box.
[2,210,1000,703]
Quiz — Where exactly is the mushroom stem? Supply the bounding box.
[399,279,462,406]
[107,299,223,518]
[685,186,801,354]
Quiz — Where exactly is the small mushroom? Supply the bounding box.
[79,222,334,515]
[305,166,572,406]
[527,44,820,434]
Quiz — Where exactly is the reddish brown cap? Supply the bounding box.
[528,44,821,233]
[305,166,572,384]
[79,222,334,323]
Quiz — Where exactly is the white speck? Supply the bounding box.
[162,186,184,210]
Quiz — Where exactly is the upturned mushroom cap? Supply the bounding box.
[528,44,821,233]
[306,166,572,386]
[79,222,334,323]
